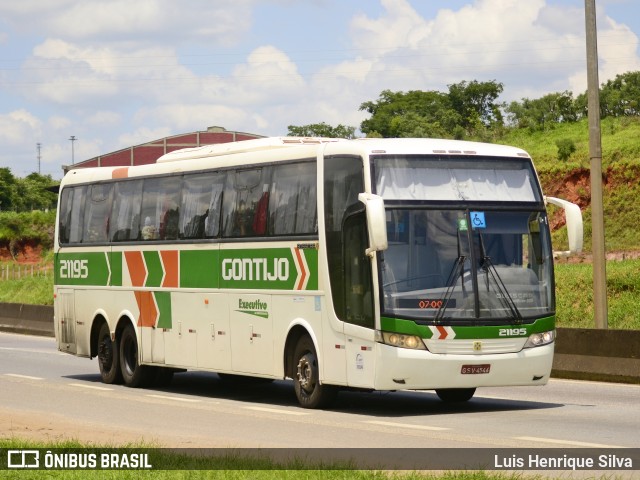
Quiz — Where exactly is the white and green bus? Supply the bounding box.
[54,137,582,408]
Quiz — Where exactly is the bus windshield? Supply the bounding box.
[374,155,553,323]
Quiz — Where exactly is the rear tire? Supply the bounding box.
[97,322,122,384]
[435,388,476,403]
[119,323,153,388]
[293,335,336,409]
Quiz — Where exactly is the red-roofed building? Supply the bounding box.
[66,126,264,173]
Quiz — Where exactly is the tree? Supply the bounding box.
[599,71,640,117]
[0,168,18,211]
[15,173,59,211]
[447,80,504,132]
[506,91,578,131]
[287,122,356,139]
[359,81,505,139]
[359,89,459,138]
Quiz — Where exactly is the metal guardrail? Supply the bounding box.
[0,303,637,384]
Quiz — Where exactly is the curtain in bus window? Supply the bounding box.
[82,184,113,243]
[110,180,142,242]
[140,177,181,241]
[376,162,537,201]
[270,162,317,235]
[181,172,225,239]
[222,168,272,237]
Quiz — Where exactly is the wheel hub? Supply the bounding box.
[296,356,314,393]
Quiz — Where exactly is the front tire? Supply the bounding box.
[435,388,476,403]
[293,335,336,409]
[119,323,153,388]
[97,322,122,384]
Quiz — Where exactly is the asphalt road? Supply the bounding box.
[1,331,638,453]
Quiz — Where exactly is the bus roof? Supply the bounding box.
[156,137,531,164]
[156,137,342,163]
[60,137,533,188]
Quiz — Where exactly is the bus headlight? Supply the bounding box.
[376,331,426,350]
[524,330,555,348]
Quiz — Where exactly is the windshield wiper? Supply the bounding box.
[435,254,466,323]
[477,233,523,323]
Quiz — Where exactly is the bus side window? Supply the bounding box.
[324,155,373,326]
[181,172,225,239]
[109,180,142,242]
[343,208,374,328]
[83,184,113,243]
[270,161,317,235]
[58,188,73,244]
[222,168,272,238]
[140,177,181,241]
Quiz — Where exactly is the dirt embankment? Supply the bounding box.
[0,240,46,264]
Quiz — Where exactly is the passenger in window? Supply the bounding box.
[141,216,157,240]
[160,201,180,240]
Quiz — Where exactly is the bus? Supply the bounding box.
[54,137,583,408]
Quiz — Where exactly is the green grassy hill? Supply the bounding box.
[499,116,640,253]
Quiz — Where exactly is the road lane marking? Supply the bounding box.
[515,436,626,448]
[244,406,309,416]
[364,420,449,431]
[68,383,113,391]
[146,394,201,403]
[4,373,44,381]
[0,346,66,356]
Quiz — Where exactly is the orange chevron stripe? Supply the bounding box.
[294,248,307,290]
[135,291,158,327]
[124,251,147,287]
[436,325,449,339]
[160,250,179,288]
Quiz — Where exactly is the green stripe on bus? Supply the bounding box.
[302,248,319,290]
[55,252,110,286]
[154,291,172,329]
[380,316,555,339]
[180,250,219,289]
[144,251,163,287]
[110,252,122,287]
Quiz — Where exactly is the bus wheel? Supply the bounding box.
[435,388,476,403]
[293,336,336,409]
[119,323,152,388]
[97,322,122,384]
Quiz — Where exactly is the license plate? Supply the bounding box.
[461,364,491,374]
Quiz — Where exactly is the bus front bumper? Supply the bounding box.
[373,342,554,391]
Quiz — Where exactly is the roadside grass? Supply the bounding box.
[0,269,53,305]
[0,439,535,480]
[555,258,640,329]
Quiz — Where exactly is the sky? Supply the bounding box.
[1,0,639,179]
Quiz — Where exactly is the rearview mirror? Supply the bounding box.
[545,196,583,255]
[358,193,388,257]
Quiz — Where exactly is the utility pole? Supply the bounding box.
[585,0,608,328]
[69,135,77,165]
[36,143,42,174]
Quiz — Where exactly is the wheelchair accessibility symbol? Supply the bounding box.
[470,212,486,229]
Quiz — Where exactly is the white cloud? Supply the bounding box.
[0,110,42,145]
[86,111,122,127]
[47,115,71,130]
[132,104,250,135]
[0,1,255,46]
